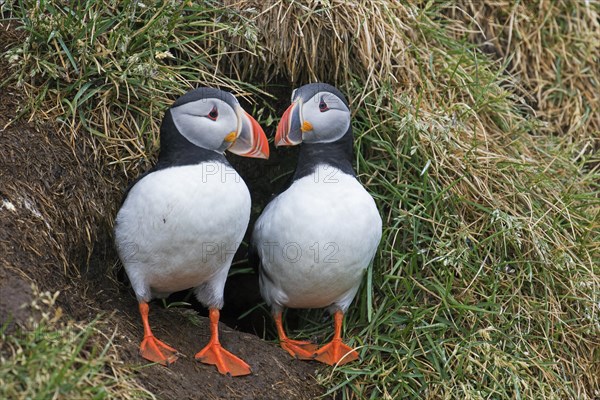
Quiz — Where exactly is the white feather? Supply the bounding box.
[115,162,250,308]
[254,164,382,313]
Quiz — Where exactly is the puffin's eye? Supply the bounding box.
[318,99,329,112]
[207,106,219,121]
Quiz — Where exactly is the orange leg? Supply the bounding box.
[312,310,359,366]
[274,311,317,360]
[195,308,251,377]
[138,302,178,366]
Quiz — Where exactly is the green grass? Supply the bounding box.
[307,4,598,398]
[0,289,153,400]
[1,0,269,173]
[1,0,598,399]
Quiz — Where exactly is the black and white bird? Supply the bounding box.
[115,87,269,376]
[251,83,382,366]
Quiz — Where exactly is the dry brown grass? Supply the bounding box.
[225,1,598,141]
[223,1,417,89]
[450,0,600,140]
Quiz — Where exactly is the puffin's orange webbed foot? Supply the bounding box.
[137,302,179,366]
[312,310,359,366]
[139,336,179,366]
[195,342,251,377]
[273,311,317,360]
[312,339,358,366]
[195,308,251,377]
[280,338,318,360]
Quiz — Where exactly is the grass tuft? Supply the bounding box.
[449,0,600,141]
[0,287,153,399]
[2,0,267,175]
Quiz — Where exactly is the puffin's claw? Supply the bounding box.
[195,308,251,377]
[312,338,358,366]
[280,339,318,360]
[139,335,179,366]
[195,342,251,377]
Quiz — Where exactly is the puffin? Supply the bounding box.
[114,87,269,376]
[251,83,382,366]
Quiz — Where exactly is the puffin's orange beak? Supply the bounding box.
[275,100,303,147]
[228,110,270,159]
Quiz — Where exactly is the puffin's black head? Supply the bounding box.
[160,87,269,160]
[275,82,351,147]
[275,83,355,180]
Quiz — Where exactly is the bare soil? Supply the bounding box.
[0,23,326,399]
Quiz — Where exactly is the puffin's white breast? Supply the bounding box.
[254,164,382,309]
[115,162,251,298]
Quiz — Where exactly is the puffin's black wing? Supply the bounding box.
[247,166,294,273]
[248,233,279,288]
[247,238,261,272]
[117,166,156,208]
